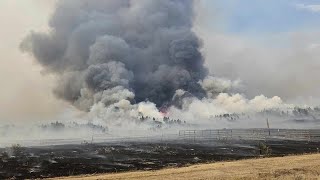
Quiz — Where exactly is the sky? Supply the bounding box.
[196,0,320,105]
[0,0,66,122]
[204,0,320,34]
[0,0,320,122]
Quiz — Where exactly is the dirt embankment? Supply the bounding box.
[54,153,320,180]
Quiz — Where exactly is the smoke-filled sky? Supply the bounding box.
[0,0,65,122]
[195,0,320,105]
[1,0,320,123]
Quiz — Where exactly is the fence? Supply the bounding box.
[178,129,320,142]
[1,129,319,147]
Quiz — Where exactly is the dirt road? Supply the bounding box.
[54,153,320,180]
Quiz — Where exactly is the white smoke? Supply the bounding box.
[168,89,289,123]
[199,76,242,98]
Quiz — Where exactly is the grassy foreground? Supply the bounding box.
[53,154,320,180]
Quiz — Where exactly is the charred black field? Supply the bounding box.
[0,136,319,179]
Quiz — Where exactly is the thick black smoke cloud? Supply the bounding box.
[21,0,207,111]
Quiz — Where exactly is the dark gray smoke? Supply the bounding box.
[21,0,207,111]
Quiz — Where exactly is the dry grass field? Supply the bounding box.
[53,153,320,180]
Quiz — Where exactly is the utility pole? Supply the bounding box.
[266,118,271,136]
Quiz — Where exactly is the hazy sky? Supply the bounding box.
[196,0,320,105]
[202,0,320,34]
[0,0,65,122]
[1,0,320,122]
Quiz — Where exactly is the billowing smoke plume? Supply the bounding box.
[21,0,207,112]
[19,0,317,130]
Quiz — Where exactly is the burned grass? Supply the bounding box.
[0,140,319,179]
